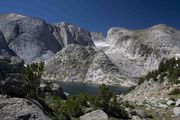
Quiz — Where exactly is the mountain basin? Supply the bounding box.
[54,81,129,95]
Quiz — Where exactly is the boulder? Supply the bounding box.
[158,103,168,109]
[167,100,176,106]
[176,99,180,107]
[0,73,29,97]
[173,107,180,116]
[79,109,108,120]
[0,96,51,120]
[132,115,145,120]
[129,110,147,118]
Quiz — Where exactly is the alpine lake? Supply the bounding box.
[55,81,129,95]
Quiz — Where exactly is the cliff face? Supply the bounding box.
[90,32,105,42]
[55,22,94,47]
[43,44,130,86]
[105,24,180,79]
[0,13,94,63]
[0,31,16,56]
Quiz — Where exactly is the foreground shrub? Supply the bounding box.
[24,64,129,120]
[49,84,129,119]
[23,61,44,93]
[92,84,129,119]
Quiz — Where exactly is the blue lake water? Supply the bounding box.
[55,81,129,95]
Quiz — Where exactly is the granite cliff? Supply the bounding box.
[0,13,94,63]
[105,24,180,80]
[43,44,129,85]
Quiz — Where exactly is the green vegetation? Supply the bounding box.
[23,62,129,119]
[138,57,180,85]
[49,84,129,120]
[23,61,44,92]
[93,84,128,118]
[23,62,55,117]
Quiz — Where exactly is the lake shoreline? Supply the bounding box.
[42,79,132,87]
[42,80,129,95]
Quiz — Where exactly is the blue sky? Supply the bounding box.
[0,0,180,34]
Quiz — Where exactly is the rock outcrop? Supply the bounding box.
[0,55,29,97]
[0,31,16,56]
[39,81,67,100]
[0,96,51,120]
[91,32,109,50]
[0,13,94,63]
[79,109,108,120]
[105,24,180,79]
[43,44,129,85]
[55,22,94,47]
[123,79,173,105]
[90,32,105,42]
[0,30,29,97]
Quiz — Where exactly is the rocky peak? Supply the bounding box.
[0,13,26,22]
[55,22,94,47]
[149,24,174,30]
[43,44,129,86]
[0,13,94,63]
[105,24,180,79]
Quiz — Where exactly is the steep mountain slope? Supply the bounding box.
[55,22,94,47]
[90,32,109,50]
[0,13,94,63]
[122,57,180,120]
[0,31,16,56]
[90,32,105,42]
[43,44,130,86]
[105,24,180,79]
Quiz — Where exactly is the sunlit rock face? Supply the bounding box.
[43,44,130,86]
[0,31,16,56]
[0,96,51,120]
[90,32,105,42]
[0,13,94,63]
[105,24,180,79]
[90,32,110,50]
[55,22,94,47]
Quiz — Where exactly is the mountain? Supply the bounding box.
[0,13,94,63]
[43,44,130,86]
[104,24,180,79]
[1,13,180,85]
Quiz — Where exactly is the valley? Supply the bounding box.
[0,13,179,120]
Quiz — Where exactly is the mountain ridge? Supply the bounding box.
[0,13,180,85]
[0,13,94,63]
